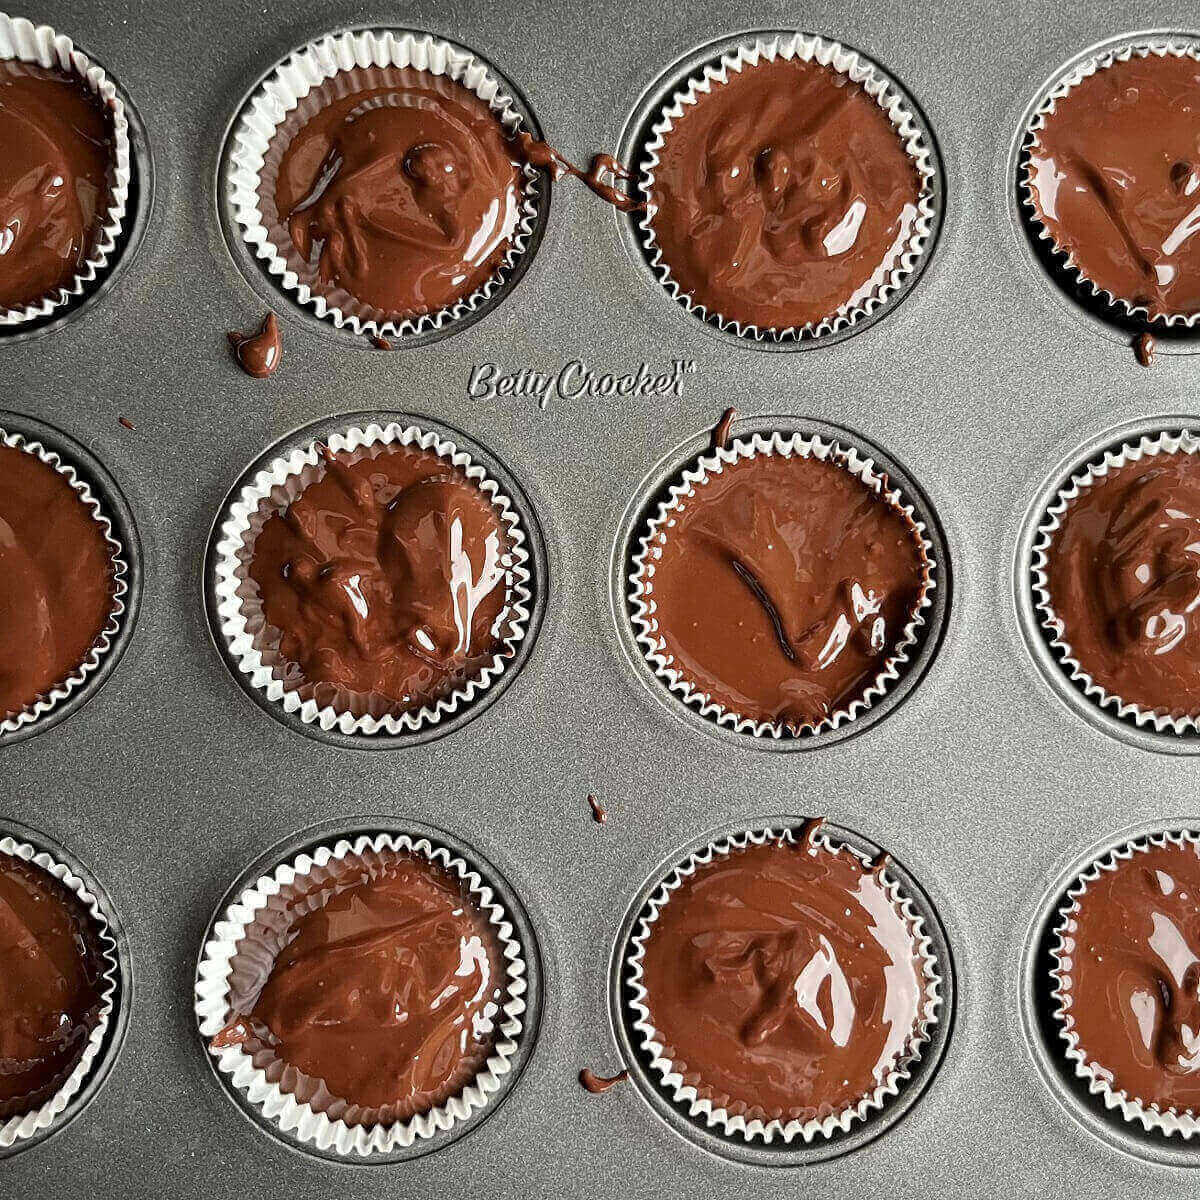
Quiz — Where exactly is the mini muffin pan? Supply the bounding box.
[8,1,1200,1197]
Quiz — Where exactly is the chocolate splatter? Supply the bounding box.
[118,416,135,431]
[1134,331,1155,367]
[228,312,282,378]
[515,133,642,212]
[370,334,393,351]
[712,406,737,451]
[587,794,607,824]
[798,816,826,850]
[580,1067,628,1094]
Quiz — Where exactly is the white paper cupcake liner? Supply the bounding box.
[625,824,942,1144]
[194,831,528,1157]
[0,12,131,326]
[212,420,532,736]
[0,428,128,736]
[637,33,937,342]
[629,431,936,738]
[1031,428,1200,734]
[1020,38,1200,328]
[0,834,119,1149]
[227,28,541,339]
[1050,828,1200,1137]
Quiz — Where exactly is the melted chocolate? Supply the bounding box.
[1062,840,1200,1108]
[370,334,393,351]
[515,133,640,212]
[249,443,513,717]
[267,66,522,323]
[579,1067,628,1093]
[712,407,737,452]
[0,854,104,1118]
[1045,452,1200,714]
[1135,332,1156,367]
[1028,54,1200,316]
[0,445,115,718]
[639,452,928,731]
[117,416,134,431]
[228,313,282,378]
[639,838,925,1122]
[0,60,114,311]
[647,56,920,330]
[214,848,503,1123]
[587,794,607,824]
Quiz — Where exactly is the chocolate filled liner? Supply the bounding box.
[1050,829,1200,1136]
[637,32,937,343]
[0,13,131,326]
[193,832,528,1158]
[1019,38,1200,328]
[0,429,128,737]
[628,430,936,738]
[625,825,942,1144]
[1031,429,1200,734]
[227,28,541,339]
[212,420,532,736]
[0,835,119,1149]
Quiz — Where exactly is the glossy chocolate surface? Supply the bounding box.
[228,312,281,378]
[1028,53,1200,317]
[0,60,114,311]
[639,839,926,1122]
[266,66,522,322]
[0,445,115,719]
[638,450,928,731]
[248,443,513,717]
[0,853,105,1119]
[647,56,920,330]
[1062,840,1200,1110]
[216,848,503,1122]
[1046,452,1200,714]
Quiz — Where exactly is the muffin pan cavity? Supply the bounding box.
[608,818,955,1166]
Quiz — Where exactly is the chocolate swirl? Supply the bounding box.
[0,445,115,719]
[638,839,927,1123]
[1045,452,1200,715]
[637,450,929,732]
[248,443,513,717]
[214,848,504,1123]
[0,854,105,1119]
[1027,52,1200,318]
[265,66,522,323]
[646,55,920,331]
[1058,839,1200,1110]
[0,60,114,312]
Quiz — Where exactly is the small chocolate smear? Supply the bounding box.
[872,851,892,878]
[798,816,825,850]
[371,334,393,351]
[1134,332,1155,367]
[515,132,642,213]
[211,1015,254,1050]
[712,407,737,452]
[587,794,607,824]
[118,416,135,431]
[228,313,282,379]
[579,1067,628,1094]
